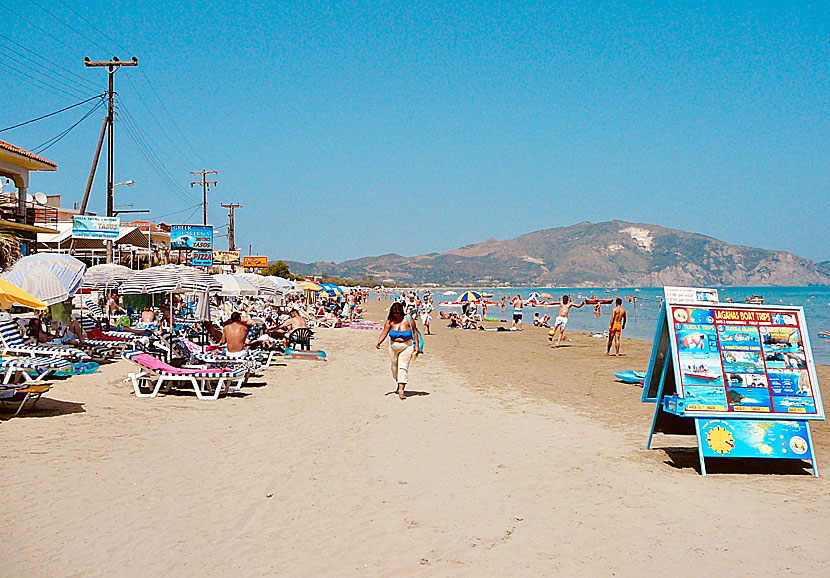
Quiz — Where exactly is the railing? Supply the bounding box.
[0,193,58,230]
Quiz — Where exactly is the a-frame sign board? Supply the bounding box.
[642,287,823,476]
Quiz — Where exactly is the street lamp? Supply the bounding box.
[106,179,134,263]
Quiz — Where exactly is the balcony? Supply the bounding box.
[0,193,58,231]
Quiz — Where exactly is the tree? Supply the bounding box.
[0,232,21,270]
[262,260,292,278]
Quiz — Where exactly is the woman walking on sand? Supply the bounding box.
[377,302,422,399]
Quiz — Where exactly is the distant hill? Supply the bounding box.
[287,220,830,287]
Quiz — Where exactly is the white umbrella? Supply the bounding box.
[1,253,86,306]
[82,264,134,290]
[237,273,281,296]
[212,274,258,296]
[120,265,220,359]
[271,276,302,293]
[120,264,221,295]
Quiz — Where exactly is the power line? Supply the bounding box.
[0,37,100,92]
[53,0,133,55]
[0,93,105,133]
[45,0,208,165]
[0,59,94,101]
[149,203,203,220]
[25,0,112,56]
[32,98,105,153]
[0,0,85,58]
[122,75,198,173]
[118,103,199,205]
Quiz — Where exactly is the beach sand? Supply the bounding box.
[2,299,830,576]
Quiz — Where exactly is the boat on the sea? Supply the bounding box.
[745,295,765,305]
[584,297,613,305]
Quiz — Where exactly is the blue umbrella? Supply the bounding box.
[456,290,483,303]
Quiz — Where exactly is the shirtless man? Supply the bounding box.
[140,307,157,324]
[220,312,250,358]
[510,295,524,330]
[549,295,585,347]
[606,298,627,356]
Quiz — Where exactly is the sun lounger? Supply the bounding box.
[177,338,277,371]
[0,355,72,385]
[122,350,248,400]
[0,318,90,361]
[0,383,52,419]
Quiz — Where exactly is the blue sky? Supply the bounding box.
[1,1,828,263]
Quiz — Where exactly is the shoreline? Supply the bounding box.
[1,298,829,575]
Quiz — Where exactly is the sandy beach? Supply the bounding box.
[3,299,830,577]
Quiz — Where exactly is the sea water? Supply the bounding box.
[430,286,830,365]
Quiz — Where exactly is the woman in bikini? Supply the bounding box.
[376,302,422,400]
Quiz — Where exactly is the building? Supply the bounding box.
[0,139,59,260]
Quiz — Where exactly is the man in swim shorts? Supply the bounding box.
[606,298,627,356]
[549,295,585,347]
[511,295,524,330]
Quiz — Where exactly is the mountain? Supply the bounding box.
[287,220,830,287]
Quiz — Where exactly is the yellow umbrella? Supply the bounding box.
[299,281,322,292]
[0,278,47,310]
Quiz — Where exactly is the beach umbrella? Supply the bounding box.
[299,281,322,292]
[456,290,483,303]
[1,253,86,306]
[271,277,302,293]
[0,278,47,310]
[82,264,134,290]
[120,265,220,360]
[320,282,344,297]
[236,273,280,296]
[540,292,554,299]
[527,291,541,302]
[212,274,258,296]
[120,264,221,294]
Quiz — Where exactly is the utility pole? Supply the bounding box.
[190,170,217,225]
[84,56,138,264]
[221,203,241,251]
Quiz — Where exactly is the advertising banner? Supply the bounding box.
[697,418,812,459]
[72,215,120,240]
[191,251,213,267]
[666,302,823,420]
[213,250,241,265]
[242,256,268,268]
[171,225,213,251]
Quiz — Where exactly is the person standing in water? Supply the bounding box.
[510,294,524,330]
[606,298,627,356]
[377,302,422,400]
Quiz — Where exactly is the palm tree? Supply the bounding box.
[0,231,21,270]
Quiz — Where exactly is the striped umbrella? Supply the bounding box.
[82,264,134,290]
[1,253,86,306]
[212,274,258,296]
[236,273,280,296]
[456,290,483,303]
[320,282,344,297]
[271,276,302,294]
[120,264,221,294]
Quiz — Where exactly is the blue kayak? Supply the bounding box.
[614,370,646,384]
